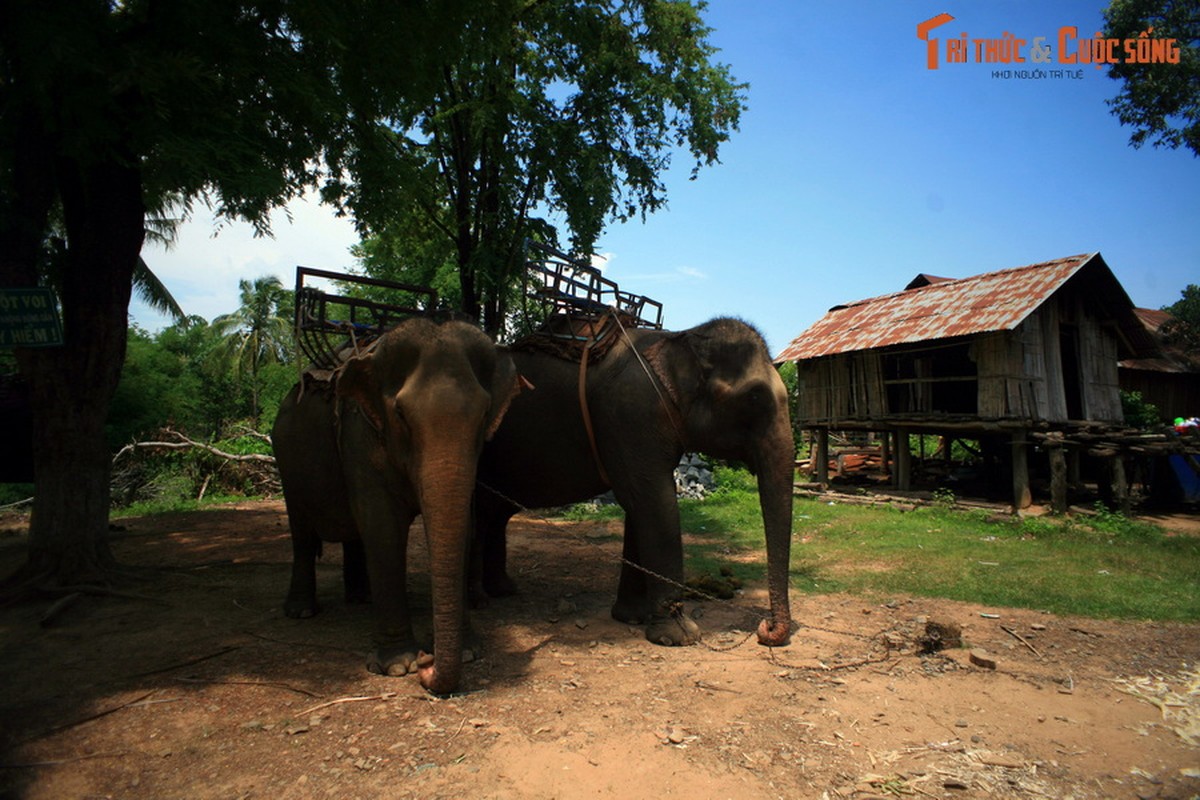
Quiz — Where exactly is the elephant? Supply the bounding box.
[272,315,522,694]
[474,316,793,648]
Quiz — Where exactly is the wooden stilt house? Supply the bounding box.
[774,252,1160,510]
[1119,308,1200,422]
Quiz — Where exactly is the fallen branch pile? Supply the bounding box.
[111,428,280,504]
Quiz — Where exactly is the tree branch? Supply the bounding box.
[113,430,275,465]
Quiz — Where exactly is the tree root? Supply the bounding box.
[0,564,171,613]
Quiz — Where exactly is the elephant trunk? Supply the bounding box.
[754,414,794,646]
[415,452,475,695]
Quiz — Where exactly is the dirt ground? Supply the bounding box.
[1,499,1198,800]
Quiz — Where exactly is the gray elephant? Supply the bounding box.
[273,315,522,694]
[475,316,793,647]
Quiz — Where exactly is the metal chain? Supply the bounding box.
[478,480,726,603]
[475,480,898,671]
[477,480,722,601]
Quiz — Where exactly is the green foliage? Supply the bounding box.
[211,277,295,425]
[559,501,626,522]
[0,485,34,506]
[106,281,297,511]
[1103,0,1200,156]
[111,430,276,512]
[108,286,299,451]
[931,487,957,507]
[108,325,204,447]
[1121,390,1164,428]
[905,434,977,462]
[1161,284,1200,362]
[775,362,803,456]
[350,229,464,313]
[0,1,489,576]
[710,464,760,496]
[340,0,747,336]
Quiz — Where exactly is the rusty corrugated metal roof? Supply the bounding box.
[775,253,1101,362]
[1120,308,1199,374]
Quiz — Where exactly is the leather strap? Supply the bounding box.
[578,316,612,487]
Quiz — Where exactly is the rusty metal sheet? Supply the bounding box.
[775,253,1096,362]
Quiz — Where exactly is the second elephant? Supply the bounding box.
[475,316,794,647]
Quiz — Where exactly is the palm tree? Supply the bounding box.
[134,199,188,323]
[133,256,185,323]
[212,276,293,425]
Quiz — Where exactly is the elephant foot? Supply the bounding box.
[367,640,423,677]
[283,596,319,619]
[369,641,480,678]
[645,608,701,647]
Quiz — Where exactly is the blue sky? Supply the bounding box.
[133,0,1199,356]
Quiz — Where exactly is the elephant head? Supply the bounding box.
[644,317,794,645]
[336,317,522,694]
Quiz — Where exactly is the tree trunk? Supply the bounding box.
[13,158,145,586]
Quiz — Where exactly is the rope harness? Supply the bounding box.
[511,308,693,488]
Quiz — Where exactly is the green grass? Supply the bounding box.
[571,468,1200,622]
[112,492,249,519]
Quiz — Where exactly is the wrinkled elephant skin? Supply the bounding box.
[476,317,793,647]
[273,316,521,694]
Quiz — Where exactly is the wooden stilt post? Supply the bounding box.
[814,428,829,485]
[880,430,891,480]
[1048,436,1067,514]
[896,429,912,491]
[1109,454,1129,515]
[1012,430,1032,511]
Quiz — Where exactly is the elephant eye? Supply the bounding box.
[738,383,774,420]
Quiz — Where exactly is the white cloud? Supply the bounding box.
[622,265,708,284]
[133,191,359,328]
[590,251,615,273]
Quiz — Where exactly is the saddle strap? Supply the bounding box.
[578,317,612,487]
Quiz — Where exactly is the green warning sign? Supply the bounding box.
[0,288,64,347]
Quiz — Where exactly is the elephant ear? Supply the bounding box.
[642,332,698,411]
[335,354,385,432]
[485,355,531,441]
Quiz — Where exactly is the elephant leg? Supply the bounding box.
[359,505,421,676]
[475,492,519,598]
[612,532,650,623]
[342,539,370,605]
[610,476,699,647]
[284,533,322,619]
